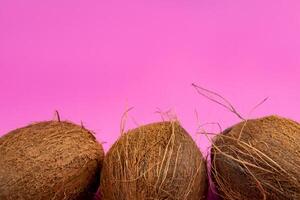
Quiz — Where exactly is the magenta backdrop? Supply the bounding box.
[1,0,300,199]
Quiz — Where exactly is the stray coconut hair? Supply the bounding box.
[0,113,104,200]
[192,83,300,200]
[100,108,208,200]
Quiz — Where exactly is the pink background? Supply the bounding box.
[1,0,299,199]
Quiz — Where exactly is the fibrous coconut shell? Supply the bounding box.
[0,121,104,200]
[211,115,300,200]
[100,121,208,200]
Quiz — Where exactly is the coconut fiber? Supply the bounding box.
[211,115,300,200]
[100,121,208,200]
[0,121,104,200]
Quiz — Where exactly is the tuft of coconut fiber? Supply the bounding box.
[211,115,300,200]
[0,121,104,200]
[100,121,208,200]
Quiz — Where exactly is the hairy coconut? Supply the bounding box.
[100,121,208,200]
[0,121,104,200]
[211,115,300,200]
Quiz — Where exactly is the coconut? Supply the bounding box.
[0,121,104,200]
[100,121,208,200]
[211,115,300,200]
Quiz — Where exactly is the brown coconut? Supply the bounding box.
[0,121,104,200]
[100,121,208,200]
[211,115,300,200]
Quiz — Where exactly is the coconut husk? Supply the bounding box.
[0,121,104,200]
[100,121,208,200]
[211,115,300,200]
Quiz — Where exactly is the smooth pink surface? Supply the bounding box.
[1,1,299,198]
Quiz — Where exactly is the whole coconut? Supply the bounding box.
[211,115,300,200]
[0,121,104,200]
[100,121,208,200]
